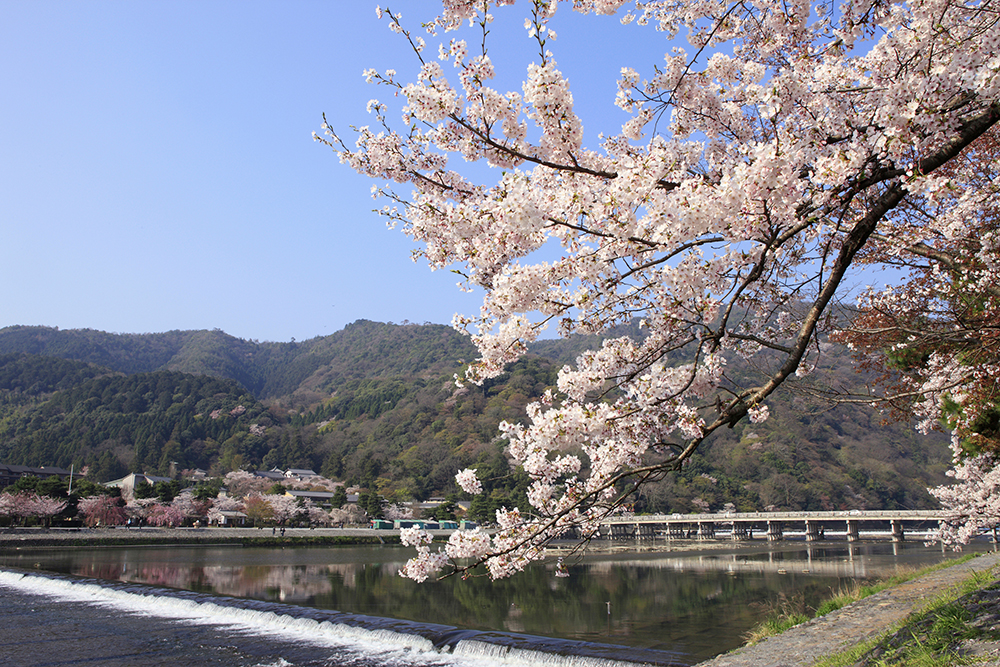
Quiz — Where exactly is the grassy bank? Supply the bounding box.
[743,552,1000,666]
[744,554,981,645]
[816,568,1000,666]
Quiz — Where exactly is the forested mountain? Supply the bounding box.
[0,321,477,402]
[0,321,953,513]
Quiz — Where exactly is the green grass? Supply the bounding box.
[814,567,1000,667]
[744,554,981,646]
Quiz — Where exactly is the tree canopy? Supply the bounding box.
[323,0,1000,579]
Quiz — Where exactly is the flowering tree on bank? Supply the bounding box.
[0,491,67,527]
[320,0,1000,579]
[838,128,1000,546]
[223,471,272,498]
[77,496,127,528]
[207,495,244,525]
[242,493,275,527]
[267,494,305,526]
[329,504,368,527]
[146,502,187,528]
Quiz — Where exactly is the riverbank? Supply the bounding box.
[696,549,1000,666]
[0,525,403,548]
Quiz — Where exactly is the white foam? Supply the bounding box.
[0,570,667,667]
[454,640,654,667]
[0,570,444,666]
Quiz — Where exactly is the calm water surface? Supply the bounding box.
[1,539,983,663]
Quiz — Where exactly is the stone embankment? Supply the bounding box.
[0,525,398,547]
[696,551,1000,667]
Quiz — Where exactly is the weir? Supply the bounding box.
[0,568,688,667]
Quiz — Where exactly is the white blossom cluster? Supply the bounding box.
[322,0,1000,579]
[929,454,1000,546]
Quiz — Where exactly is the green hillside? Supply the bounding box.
[0,321,477,401]
[0,321,953,513]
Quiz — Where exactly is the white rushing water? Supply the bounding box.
[0,569,680,667]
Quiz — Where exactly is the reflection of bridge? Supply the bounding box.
[588,545,900,578]
[595,510,950,543]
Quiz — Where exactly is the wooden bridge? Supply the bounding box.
[595,510,952,543]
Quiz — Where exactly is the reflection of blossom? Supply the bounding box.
[201,564,338,601]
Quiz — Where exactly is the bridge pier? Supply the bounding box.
[731,522,751,540]
[766,520,784,542]
[846,519,860,542]
[668,524,687,539]
[698,522,715,539]
[891,520,905,542]
[806,520,824,541]
[635,523,657,539]
[601,524,635,540]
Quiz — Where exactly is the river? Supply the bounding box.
[0,539,985,666]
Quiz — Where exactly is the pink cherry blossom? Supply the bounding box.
[455,468,482,495]
[324,0,1000,579]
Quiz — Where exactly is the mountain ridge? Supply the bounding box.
[0,320,953,515]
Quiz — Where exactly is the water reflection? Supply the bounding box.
[0,541,981,663]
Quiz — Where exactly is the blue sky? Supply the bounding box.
[2,1,674,343]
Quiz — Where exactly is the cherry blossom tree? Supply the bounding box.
[30,494,67,527]
[839,127,1000,546]
[125,497,157,527]
[207,495,245,526]
[1,492,36,526]
[223,470,272,498]
[322,0,1000,579]
[0,491,66,527]
[0,493,14,524]
[384,503,415,521]
[928,454,1000,545]
[146,503,187,527]
[330,504,368,527]
[171,490,208,524]
[306,503,333,526]
[267,494,306,526]
[77,495,127,528]
[243,493,275,527]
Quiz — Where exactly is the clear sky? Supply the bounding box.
[2,1,671,343]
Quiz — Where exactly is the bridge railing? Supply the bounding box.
[601,510,951,524]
